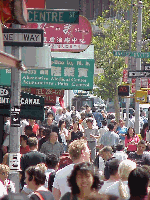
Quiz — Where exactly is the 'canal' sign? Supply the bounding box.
[3,28,44,47]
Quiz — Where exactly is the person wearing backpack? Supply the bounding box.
[45,153,59,191]
[25,165,54,200]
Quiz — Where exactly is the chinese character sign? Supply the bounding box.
[22,15,92,52]
[0,58,94,90]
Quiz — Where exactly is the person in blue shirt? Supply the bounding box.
[116,119,127,145]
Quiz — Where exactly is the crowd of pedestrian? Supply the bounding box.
[1,105,150,199]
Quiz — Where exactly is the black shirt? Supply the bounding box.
[128,152,150,166]
[71,131,83,142]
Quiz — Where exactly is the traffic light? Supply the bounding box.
[118,85,129,96]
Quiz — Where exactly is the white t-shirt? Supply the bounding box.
[99,180,117,194]
[53,164,74,198]
[105,180,130,199]
[113,151,128,162]
[0,181,7,198]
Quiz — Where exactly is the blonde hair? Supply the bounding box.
[68,139,87,161]
[118,160,136,199]
[0,164,10,174]
[36,163,47,173]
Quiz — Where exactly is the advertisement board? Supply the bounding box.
[22,15,92,52]
[0,58,94,90]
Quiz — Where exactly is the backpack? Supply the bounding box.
[48,171,56,192]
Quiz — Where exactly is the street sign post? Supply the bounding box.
[0,58,94,90]
[128,70,150,78]
[3,28,44,47]
[113,50,150,58]
[27,9,79,24]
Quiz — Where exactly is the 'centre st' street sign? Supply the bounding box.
[3,28,44,47]
[128,70,150,78]
[27,9,79,24]
[113,50,150,58]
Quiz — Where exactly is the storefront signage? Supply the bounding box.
[0,57,94,90]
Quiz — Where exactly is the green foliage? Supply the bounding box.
[93,0,150,101]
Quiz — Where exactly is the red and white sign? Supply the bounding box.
[21,88,64,105]
[123,69,128,83]
[141,78,148,88]
[25,0,45,8]
[22,15,92,52]
[131,78,136,93]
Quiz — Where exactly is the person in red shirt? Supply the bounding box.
[125,127,140,153]
[20,135,30,155]
[29,119,39,136]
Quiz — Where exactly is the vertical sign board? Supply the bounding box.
[0,58,94,90]
[11,106,21,127]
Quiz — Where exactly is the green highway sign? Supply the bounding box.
[28,9,79,23]
[0,58,94,90]
[113,50,150,58]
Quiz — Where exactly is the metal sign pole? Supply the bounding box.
[135,1,143,134]
[9,24,21,193]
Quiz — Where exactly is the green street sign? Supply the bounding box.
[0,58,94,90]
[113,50,150,58]
[28,9,79,23]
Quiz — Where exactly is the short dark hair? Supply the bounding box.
[67,162,103,195]
[47,111,54,117]
[128,167,149,196]
[108,123,114,131]
[115,143,124,151]
[107,158,120,175]
[25,125,32,131]
[25,165,46,185]
[27,137,38,148]
[20,135,28,142]
[46,153,59,169]
[102,120,107,126]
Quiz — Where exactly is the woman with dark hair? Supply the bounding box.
[61,162,103,200]
[58,119,69,152]
[68,120,83,143]
[140,123,149,141]
[25,165,54,200]
[125,127,140,153]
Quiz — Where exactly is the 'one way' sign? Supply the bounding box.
[3,28,43,47]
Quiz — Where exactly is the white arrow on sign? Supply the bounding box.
[128,71,150,78]
[145,66,150,70]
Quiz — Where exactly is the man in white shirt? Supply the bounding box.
[99,158,120,194]
[52,139,91,200]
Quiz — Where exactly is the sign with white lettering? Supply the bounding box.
[11,106,21,127]
[3,28,44,47]
[22,88,64,106]
[0,58,94,90]
[22,15,92,52]
[0,88,45,120]
[27,9,79,24]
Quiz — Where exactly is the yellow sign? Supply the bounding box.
[135,90,147,103]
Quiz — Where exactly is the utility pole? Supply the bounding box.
[135,1,143,134]
[9,24,21,193]
[126,0,133,126]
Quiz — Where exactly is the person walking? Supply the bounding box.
[52,139,91,200]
